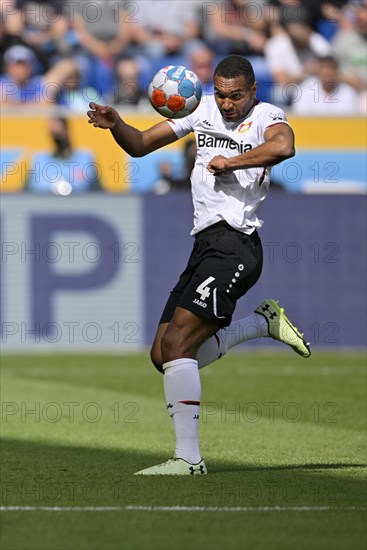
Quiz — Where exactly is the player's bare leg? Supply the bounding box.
[195,299,311,368]
[139,301,310,475]
[151,302,310,376]
[134,308,219,476]
[150,323,169,373]
[152,314,267,373]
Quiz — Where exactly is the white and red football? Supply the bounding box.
[148,65,202,119]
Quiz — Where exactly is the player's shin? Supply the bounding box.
[163,358,202,465]
[196,313,268,369]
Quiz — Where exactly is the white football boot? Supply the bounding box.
[134,458,207,476]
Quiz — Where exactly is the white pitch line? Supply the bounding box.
[1,505,366,513]
[234,368,366,377]
[125,505,366,513]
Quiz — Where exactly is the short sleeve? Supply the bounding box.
[258,104,290,137]
[166,114,195,139]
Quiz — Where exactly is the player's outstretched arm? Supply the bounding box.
[208,123,295,174]
[87,102,178,157]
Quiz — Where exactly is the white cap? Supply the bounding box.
[4,45,36,64]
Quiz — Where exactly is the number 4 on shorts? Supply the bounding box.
[196,276,216,301]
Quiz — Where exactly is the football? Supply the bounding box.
[148,65,202,119]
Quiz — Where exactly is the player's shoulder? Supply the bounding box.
[197,93,216,112]
[186,93,215,122]
[254,100,284,113]
[254,101,289,123]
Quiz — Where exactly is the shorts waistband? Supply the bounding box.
[195,221,238,237]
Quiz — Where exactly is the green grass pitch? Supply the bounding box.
[1,352,366,550]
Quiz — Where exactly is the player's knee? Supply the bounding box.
[161,330,190,363]
[150,346,164,374]
[160,330,176,362]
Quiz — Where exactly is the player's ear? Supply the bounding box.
[252,81,258,95]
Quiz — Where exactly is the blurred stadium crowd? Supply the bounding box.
[1,0,366,193]
[1,0,366,111]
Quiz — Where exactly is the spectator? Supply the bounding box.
[56,67,103,113]
[0,1,41,74]
[109,1,203,104]
[188,45,215,94]
[291,55,359,115]
[113,39,213,108]
[269,1,325,30]
[0,44,77,105]
[127,1,201,59]
[152,160,176,195]
[332,0,367,92]
[0,2,22,74]
[202,0,269,56]
[1,0,22,42]
[178,138,197,190]
[1,0,20,33]
[67,0,132,96]
[265,5,331,104]
[112,56,144,106]
[27,117,100,193]
[11,1,71,67]
[153,139,197,195]
[316,2,349,40]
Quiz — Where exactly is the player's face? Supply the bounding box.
[214,75,257,122]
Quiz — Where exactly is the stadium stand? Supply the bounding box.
[0,147,28,192]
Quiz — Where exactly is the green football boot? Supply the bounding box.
[255,299,311,358]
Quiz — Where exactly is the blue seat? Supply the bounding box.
[246,56,274,104]
[1,148,26,191]
[317,20,339,41]
[1,149,23,177]
[127,150,185,193]
[271,150,367,193]
[27,150,98,192]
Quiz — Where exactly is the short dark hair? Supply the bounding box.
[318,55,339,69]
[214,55,255,85]
[280,5,313,27]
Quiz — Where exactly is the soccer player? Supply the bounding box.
[87,55,311,476]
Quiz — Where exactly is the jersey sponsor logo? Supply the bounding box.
[237,121,253,133]
[193,298,207,308]
[197,133,252,154]
[270,112,286,121]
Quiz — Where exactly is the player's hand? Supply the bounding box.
[207,155,232,176]
[87,102,120,129]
